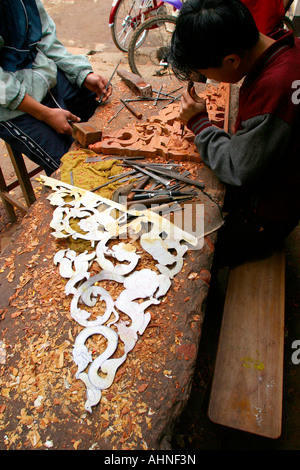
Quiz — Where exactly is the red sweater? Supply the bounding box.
[242,0,285,36]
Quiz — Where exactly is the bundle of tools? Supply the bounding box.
[92,158,205,209]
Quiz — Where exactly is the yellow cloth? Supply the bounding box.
[60,149,124,199]
[59,149,136,252]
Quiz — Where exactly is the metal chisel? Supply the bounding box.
[132,190,197,200]
[98,59,121,105]
[144,166,205,189]
[126,163,173,188]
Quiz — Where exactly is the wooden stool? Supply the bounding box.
[0,143,43,223]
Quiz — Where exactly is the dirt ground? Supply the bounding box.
[0,0,299,452]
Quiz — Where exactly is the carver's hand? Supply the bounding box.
[43,108,80,135]
[83,72,112,102]
[180,85,207,125]
[17,93,80,135]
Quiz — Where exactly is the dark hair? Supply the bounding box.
[169,0,259,81]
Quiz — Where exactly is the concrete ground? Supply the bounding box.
[0,0,299,451]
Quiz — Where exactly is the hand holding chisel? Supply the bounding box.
[180,79,207,125]
[83,72,113,104]
[181,81,194,137]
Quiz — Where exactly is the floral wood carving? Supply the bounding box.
[88,85,227,162]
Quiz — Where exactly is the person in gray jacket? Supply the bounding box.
[0,0,112,175]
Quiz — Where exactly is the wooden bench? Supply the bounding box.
[0,143,43,222]
[208,247,285,439]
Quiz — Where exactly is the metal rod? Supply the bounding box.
[124,97,169,103]
[181,123,185,138]
[161,95,182,110]
[107,104,125,124]
[122,159,183,170]
[127,194,193,208]
[126,163,173,187]
[132,188,197,195]
[152,89,182,100]
[169,86,183,94]
[154,85,163,106]
[91,169,138,192]
[132,190,197,199]
[144,166,205,189]
[98,59,121,105]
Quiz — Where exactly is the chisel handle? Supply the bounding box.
[120,99,142,119]
[127,176,150,201]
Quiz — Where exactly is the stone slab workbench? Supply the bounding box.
[0,77,232,451]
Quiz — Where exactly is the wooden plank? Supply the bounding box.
[208,249,285,438]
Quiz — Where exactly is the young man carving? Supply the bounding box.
[170,0,299,266]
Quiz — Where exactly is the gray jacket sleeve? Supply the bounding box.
[193,113,291,186]
[0,67,26,109]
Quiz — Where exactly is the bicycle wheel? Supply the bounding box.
[128,15,177,78]
[110,0,169,52]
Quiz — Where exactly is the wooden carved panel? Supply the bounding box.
[89,84,228,162]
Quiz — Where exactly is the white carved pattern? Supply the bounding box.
[42,176,197,412]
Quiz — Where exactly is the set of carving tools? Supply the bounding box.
[119,159,204,208]
[89,156,204,208]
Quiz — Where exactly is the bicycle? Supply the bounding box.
[127,14,178,78]
[109,0,182,52]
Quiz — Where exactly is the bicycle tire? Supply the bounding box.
[128,14,177,77]
[111,0,144,52]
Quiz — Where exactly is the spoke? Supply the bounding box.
[128,15,177,78]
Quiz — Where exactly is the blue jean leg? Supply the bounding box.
[0,116,73,175]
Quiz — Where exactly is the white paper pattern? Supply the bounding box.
[42,176,197,412]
